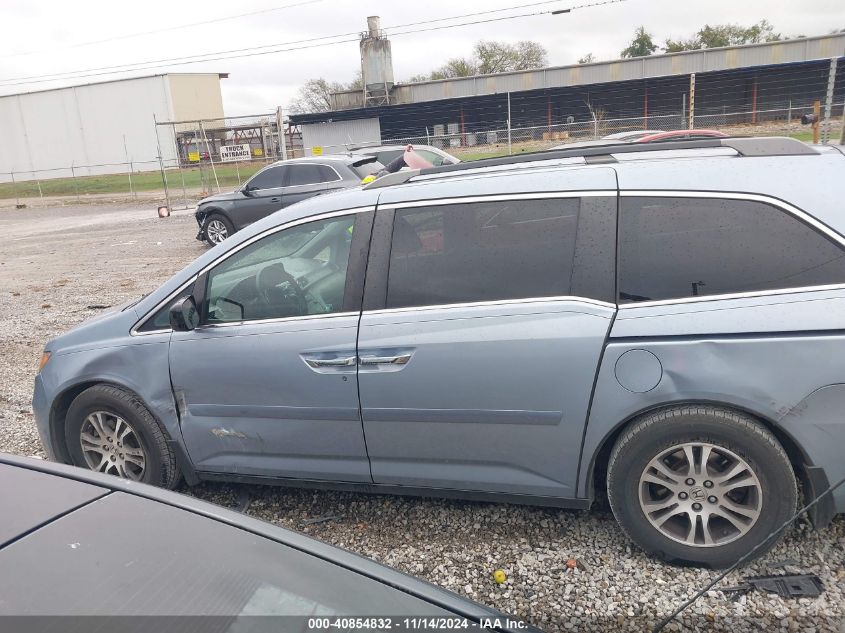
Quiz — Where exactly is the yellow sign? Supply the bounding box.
[311,146,323,156]
[252,148,264,156]
[188,151,200,162]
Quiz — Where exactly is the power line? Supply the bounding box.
[0,0,630,89]
[0,0,326,60]
[0,0,594,85]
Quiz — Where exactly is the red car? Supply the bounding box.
[636,129,729,143]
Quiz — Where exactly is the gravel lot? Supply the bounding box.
[1,201,843,632]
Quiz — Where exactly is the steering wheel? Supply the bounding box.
[255,263,308,317]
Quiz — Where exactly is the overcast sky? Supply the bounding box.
[2,0,844,116]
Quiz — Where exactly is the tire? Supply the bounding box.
[607,405,797,568]
[65,384,180,489]
[203,212,233,245]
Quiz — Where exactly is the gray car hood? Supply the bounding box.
[198,190,242,204]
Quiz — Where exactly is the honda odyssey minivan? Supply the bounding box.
[33,137,845,567]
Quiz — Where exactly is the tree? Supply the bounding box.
[621,27,658,58]
[511,41,548,71]
[288,78,343,113]
[578,53,596,64]
[407,73,432,83]
[663,37,699,53]
[664,20,783,52]
[430,57,479,80]
[288,73,363,113]
[474,40,547,74]
[418,39,548,81]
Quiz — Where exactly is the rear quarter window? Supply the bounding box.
[619,196,845,302]
[351,159,383,179]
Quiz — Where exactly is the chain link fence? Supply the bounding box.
[1,102,842,209]
[151,112,305,211]
[0,112,304,209]
[377,103,843,161]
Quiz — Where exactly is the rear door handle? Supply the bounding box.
[304,356,357,368]
[358,354,412,366]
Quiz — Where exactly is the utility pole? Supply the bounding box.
[688,73,696,130]
[822,57,838,144]
[153,114,171,212]
[199,121,220,192]
[507,92,512,155]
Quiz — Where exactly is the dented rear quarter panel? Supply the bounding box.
[580,288,845,511]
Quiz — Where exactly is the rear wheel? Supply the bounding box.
[65,384,180,488]
[204,213,233,245]
[607,405,797,568]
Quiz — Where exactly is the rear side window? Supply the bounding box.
[619,196,845,303]
[385,197,615,309]
[287,164,325,186]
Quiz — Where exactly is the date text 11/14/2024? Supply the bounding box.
[306,617,529,630]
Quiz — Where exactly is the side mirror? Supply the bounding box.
[169,295,200,331]
[242,184,256,197]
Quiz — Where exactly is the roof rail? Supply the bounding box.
[362,136,817,190]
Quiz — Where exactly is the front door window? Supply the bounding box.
[204,215,356,323]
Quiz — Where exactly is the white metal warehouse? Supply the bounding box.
[0,73,227,183]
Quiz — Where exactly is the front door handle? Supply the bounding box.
[304,356,357,368]
[358,354,412,366]
[270,197,281,202]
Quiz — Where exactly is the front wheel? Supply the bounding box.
[65,384,180,488]
[607,405,797,568]
[204,213,234,245]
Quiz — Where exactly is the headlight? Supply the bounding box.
[37,351,51,373]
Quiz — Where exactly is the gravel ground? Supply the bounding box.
[1,201,843,632]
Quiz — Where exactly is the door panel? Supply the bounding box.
[238,165,288,227]
[358,301,614,495]
[170,211,373,481]
[236,189,284,228]
[356,193,618,497]
[171,316,369,480]
[282,183,327,208]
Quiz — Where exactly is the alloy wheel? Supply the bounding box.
[79,411,146,481]
[638,442,762,547]
[206,219,228,244]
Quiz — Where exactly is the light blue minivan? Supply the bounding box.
[33,138,845,567]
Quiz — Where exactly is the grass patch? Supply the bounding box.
[453,148,514,161]
[789,129,842,143]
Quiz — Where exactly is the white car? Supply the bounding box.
[350,144,460,167]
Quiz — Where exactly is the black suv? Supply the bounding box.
[195,155,381,244]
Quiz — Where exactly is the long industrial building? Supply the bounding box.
[290,32,845,154]
[0,73,226,182]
